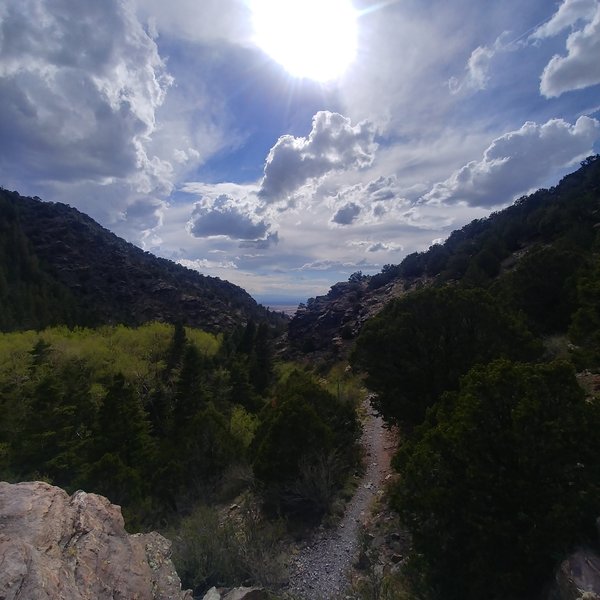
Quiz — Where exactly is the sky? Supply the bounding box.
[1,0,599,304]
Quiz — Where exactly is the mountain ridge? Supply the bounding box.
[287,155,600,357]
[0,188,281,332]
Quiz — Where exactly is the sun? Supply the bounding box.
[250,0,357,82]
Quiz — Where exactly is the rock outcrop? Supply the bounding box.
[201,587,267,600]
[0,481,192,600]
[287,277,423,358]
[552,548,600,600]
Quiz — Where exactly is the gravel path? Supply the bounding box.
[286,398,394,599]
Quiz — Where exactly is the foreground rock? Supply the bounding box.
[551,548,600,600]
[202,586,267,600]
[0,481,192,600]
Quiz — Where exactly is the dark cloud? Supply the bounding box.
[124,198,165,231]
[365,176,398,201]
[367,242,388,252]
[258,111,376,202]
[238,232,279,249]
[332,202,361,225]
[188,194,271,240]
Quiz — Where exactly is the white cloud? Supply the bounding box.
[133,0,252,45]
[367,242,400,253]
[297,259,379,272]
[238,233,280,249]
[448,33,514,95]
[349,240,404,253]
[449,46,495,94]
[178,258,239,271]
[258,111,377,202]
[0,0,172,189]
[539,3,600,97]
[424,116,600,207]
[188,194,273,241]
[531,0,598,39]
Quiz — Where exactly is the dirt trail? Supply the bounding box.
[287,397,395,599]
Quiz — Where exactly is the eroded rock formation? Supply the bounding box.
[0,481,192,600]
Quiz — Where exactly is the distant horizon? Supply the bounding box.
[254,296,306,313]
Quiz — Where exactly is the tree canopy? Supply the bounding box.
[351,286,540,426]
[393,359,600,600]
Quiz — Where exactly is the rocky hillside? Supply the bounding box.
[288,155,600,356]
[0,189,281,332]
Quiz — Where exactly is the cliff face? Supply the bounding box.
[287,277,426,357]
[0,481,192,600]
[0,188,280,332]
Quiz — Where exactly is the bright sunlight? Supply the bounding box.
[250,0,357,82]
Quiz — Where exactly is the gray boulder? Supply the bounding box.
[0,481,192,600]
[202,587,267,600]
[552,548,600,600]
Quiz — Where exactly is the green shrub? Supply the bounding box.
[393,359,600,600]
[170,504,286,595]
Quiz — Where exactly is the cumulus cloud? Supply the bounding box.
[448,32,520,95]
[540,6,600,97]
[531,0,598,39]
[325,174,414,225]
[367,242,402,253]
[364,176,401,201]
[188,194,274,242]
[530,0,600,97]
[0,0,172,190]
[332,202,361,225]
[349,240,403,253]
[424,116,599,207]
[258,111,377,202]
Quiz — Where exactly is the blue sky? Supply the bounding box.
[1,0,599,304]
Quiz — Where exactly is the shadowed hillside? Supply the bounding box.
[288,155,600,357]
[0,189,283,332]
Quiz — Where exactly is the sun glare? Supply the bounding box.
[251,0,357,82]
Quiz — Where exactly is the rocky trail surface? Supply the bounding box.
[286,397,396,599]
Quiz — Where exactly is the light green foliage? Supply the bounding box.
[230,405,259,449]
[186,327,221,356]
[322,362,365,407]
[0,322,236,527]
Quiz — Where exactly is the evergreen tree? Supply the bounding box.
[394,360,600,600]
[351,286,540,426]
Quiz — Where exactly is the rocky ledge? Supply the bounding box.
[0,481,192,600]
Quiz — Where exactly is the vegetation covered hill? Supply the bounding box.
[288,155,600,357]
[345,155,600,600]
[0,188,281,332]
[0,319,362,595]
